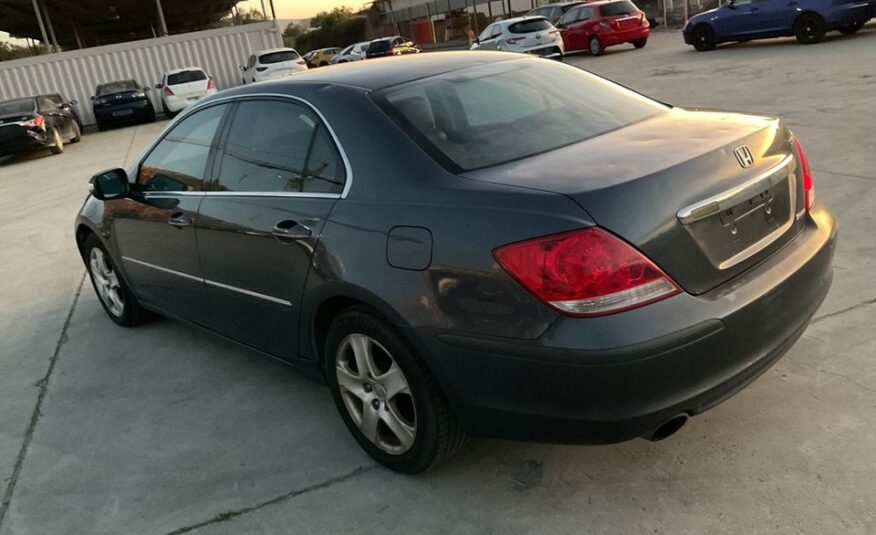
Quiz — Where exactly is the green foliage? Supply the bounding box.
[294,7,366,53]
[0,42,49,62]
[282,22,306,48]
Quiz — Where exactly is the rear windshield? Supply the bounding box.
[509,18,552,33]
[0,98,35,115]
[96,80,138,95]
[600,1,637,16]
[369,39,392,52]
[379,59,664,171]
[259,50,300,64]
[167,70,207,85]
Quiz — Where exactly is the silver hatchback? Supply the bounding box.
[470,16,565,58]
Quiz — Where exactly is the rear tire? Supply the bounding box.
[795,13,826,44]
[163,103,179,119]
[324,305,465,473]
[838,20,864,34]
[319,61,328,67]
[82,234,151,327]
[633,37,648,48]
[48,128,63,154]
[692,24,717,51]
[589,35,605,56]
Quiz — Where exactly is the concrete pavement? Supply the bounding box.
[1,27,874,534]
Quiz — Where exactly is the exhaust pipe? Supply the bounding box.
[642,413,689,442]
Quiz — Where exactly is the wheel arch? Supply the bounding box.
[794,10,825,27]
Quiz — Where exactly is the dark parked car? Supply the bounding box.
[91,80,155,130]
[683,0,872,50]
[365,36,420,58]
[76,53,836,473]
[0,95,81,158]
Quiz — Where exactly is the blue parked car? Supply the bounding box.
[683,0,873,50]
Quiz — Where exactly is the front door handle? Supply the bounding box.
[168,212,192,228]
[272,220,312,242]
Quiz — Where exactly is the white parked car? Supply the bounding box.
[240,48,308,84]
[157,67,218,118]
[330,42,371,64]
[470,16,565,58]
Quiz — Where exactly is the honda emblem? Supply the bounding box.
[734,145,754,168]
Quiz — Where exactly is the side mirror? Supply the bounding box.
[90,95,96,101]
[155,83,163,89]
[727,0,736,7]
[89,168,129,201]
[143,86,151,92]
[66,99,78,106]
[239,65,246,71]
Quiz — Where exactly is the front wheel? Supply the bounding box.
[633,37,648,48]
[692,25,717,51]
[83,234,150,327]
[71,122,82,143]
[589,35,605,56]
[795,13,826,44]
[324,306,466,473]
[838,20,865,34]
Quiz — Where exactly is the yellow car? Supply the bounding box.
[306,47,342,68]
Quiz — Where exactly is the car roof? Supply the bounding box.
[495,15,549,25]
[163,67,206,75]
[242,51,521,92]
[371,35,400,42]
[254,47,298,55]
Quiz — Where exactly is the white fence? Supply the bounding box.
[0,22,283,126]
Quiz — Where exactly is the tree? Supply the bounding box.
[0,42,49,62]
[295,6,366,53]
[283,22,306,48]
[310,7,356,30]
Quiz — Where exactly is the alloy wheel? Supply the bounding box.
[89,247,125,317]
[335,333,417,455]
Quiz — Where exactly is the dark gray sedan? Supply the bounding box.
[75,53,836,473]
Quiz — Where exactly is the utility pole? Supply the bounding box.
[260,0,267,19]
[40,1,60,52]
[268,0,277,20]
[155,0,169,36]
[30,0,50,51]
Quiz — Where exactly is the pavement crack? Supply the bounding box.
[0,272,86,529]
[164,464,375,535]
[811,297,876,324]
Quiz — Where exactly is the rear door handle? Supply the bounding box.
[168,212,192,227]
[272,220,312,242]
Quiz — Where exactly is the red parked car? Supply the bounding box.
[556,0,650,56]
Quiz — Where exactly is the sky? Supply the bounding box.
[238,0,365,20]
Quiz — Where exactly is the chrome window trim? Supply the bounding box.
[122,256,293,307]
[131,92,353,200]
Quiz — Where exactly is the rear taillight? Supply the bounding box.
[494,227,681,317]
[256,66,268,72]
[164,86,175,96]
[207,78,216,89]
[791,137,815,212]
[19,115,45,129]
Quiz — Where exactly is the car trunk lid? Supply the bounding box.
[462,109,807,295]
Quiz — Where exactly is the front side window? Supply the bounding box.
[577,7,593,20]
[379,59,664,171]
[558,8,579,25]
[138,104,227,192]
[215,100,345,194]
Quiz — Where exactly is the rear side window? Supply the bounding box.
[139,104,227,192]
[600,1,637,15]
[379,59,664,171]
[215,100,345,194]
[369,40,392,52]
[259,50,300,64]
[167,70,207,85]
[509,18,552,33]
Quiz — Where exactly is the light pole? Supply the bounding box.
[30,0,51,51]
[155,0,169,36]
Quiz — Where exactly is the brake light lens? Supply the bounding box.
[207,78,216,90]
[19,115,45,129]
[791,136,815,212]
[164,86,175,96]
[493,227,681,317]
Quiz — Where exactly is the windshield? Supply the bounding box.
[601,1,637,15]
[167,70,207,85]
[96,81,139,95]
[379,59,665,171]
[509,18,552,33]
[0,98,35,115]
[259,50,300,64]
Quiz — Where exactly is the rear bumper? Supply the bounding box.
[411,204,837,443]
[94,101,153,123]
[602,26,650,46]
[825,1,872,26]
[0,128,49,155]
